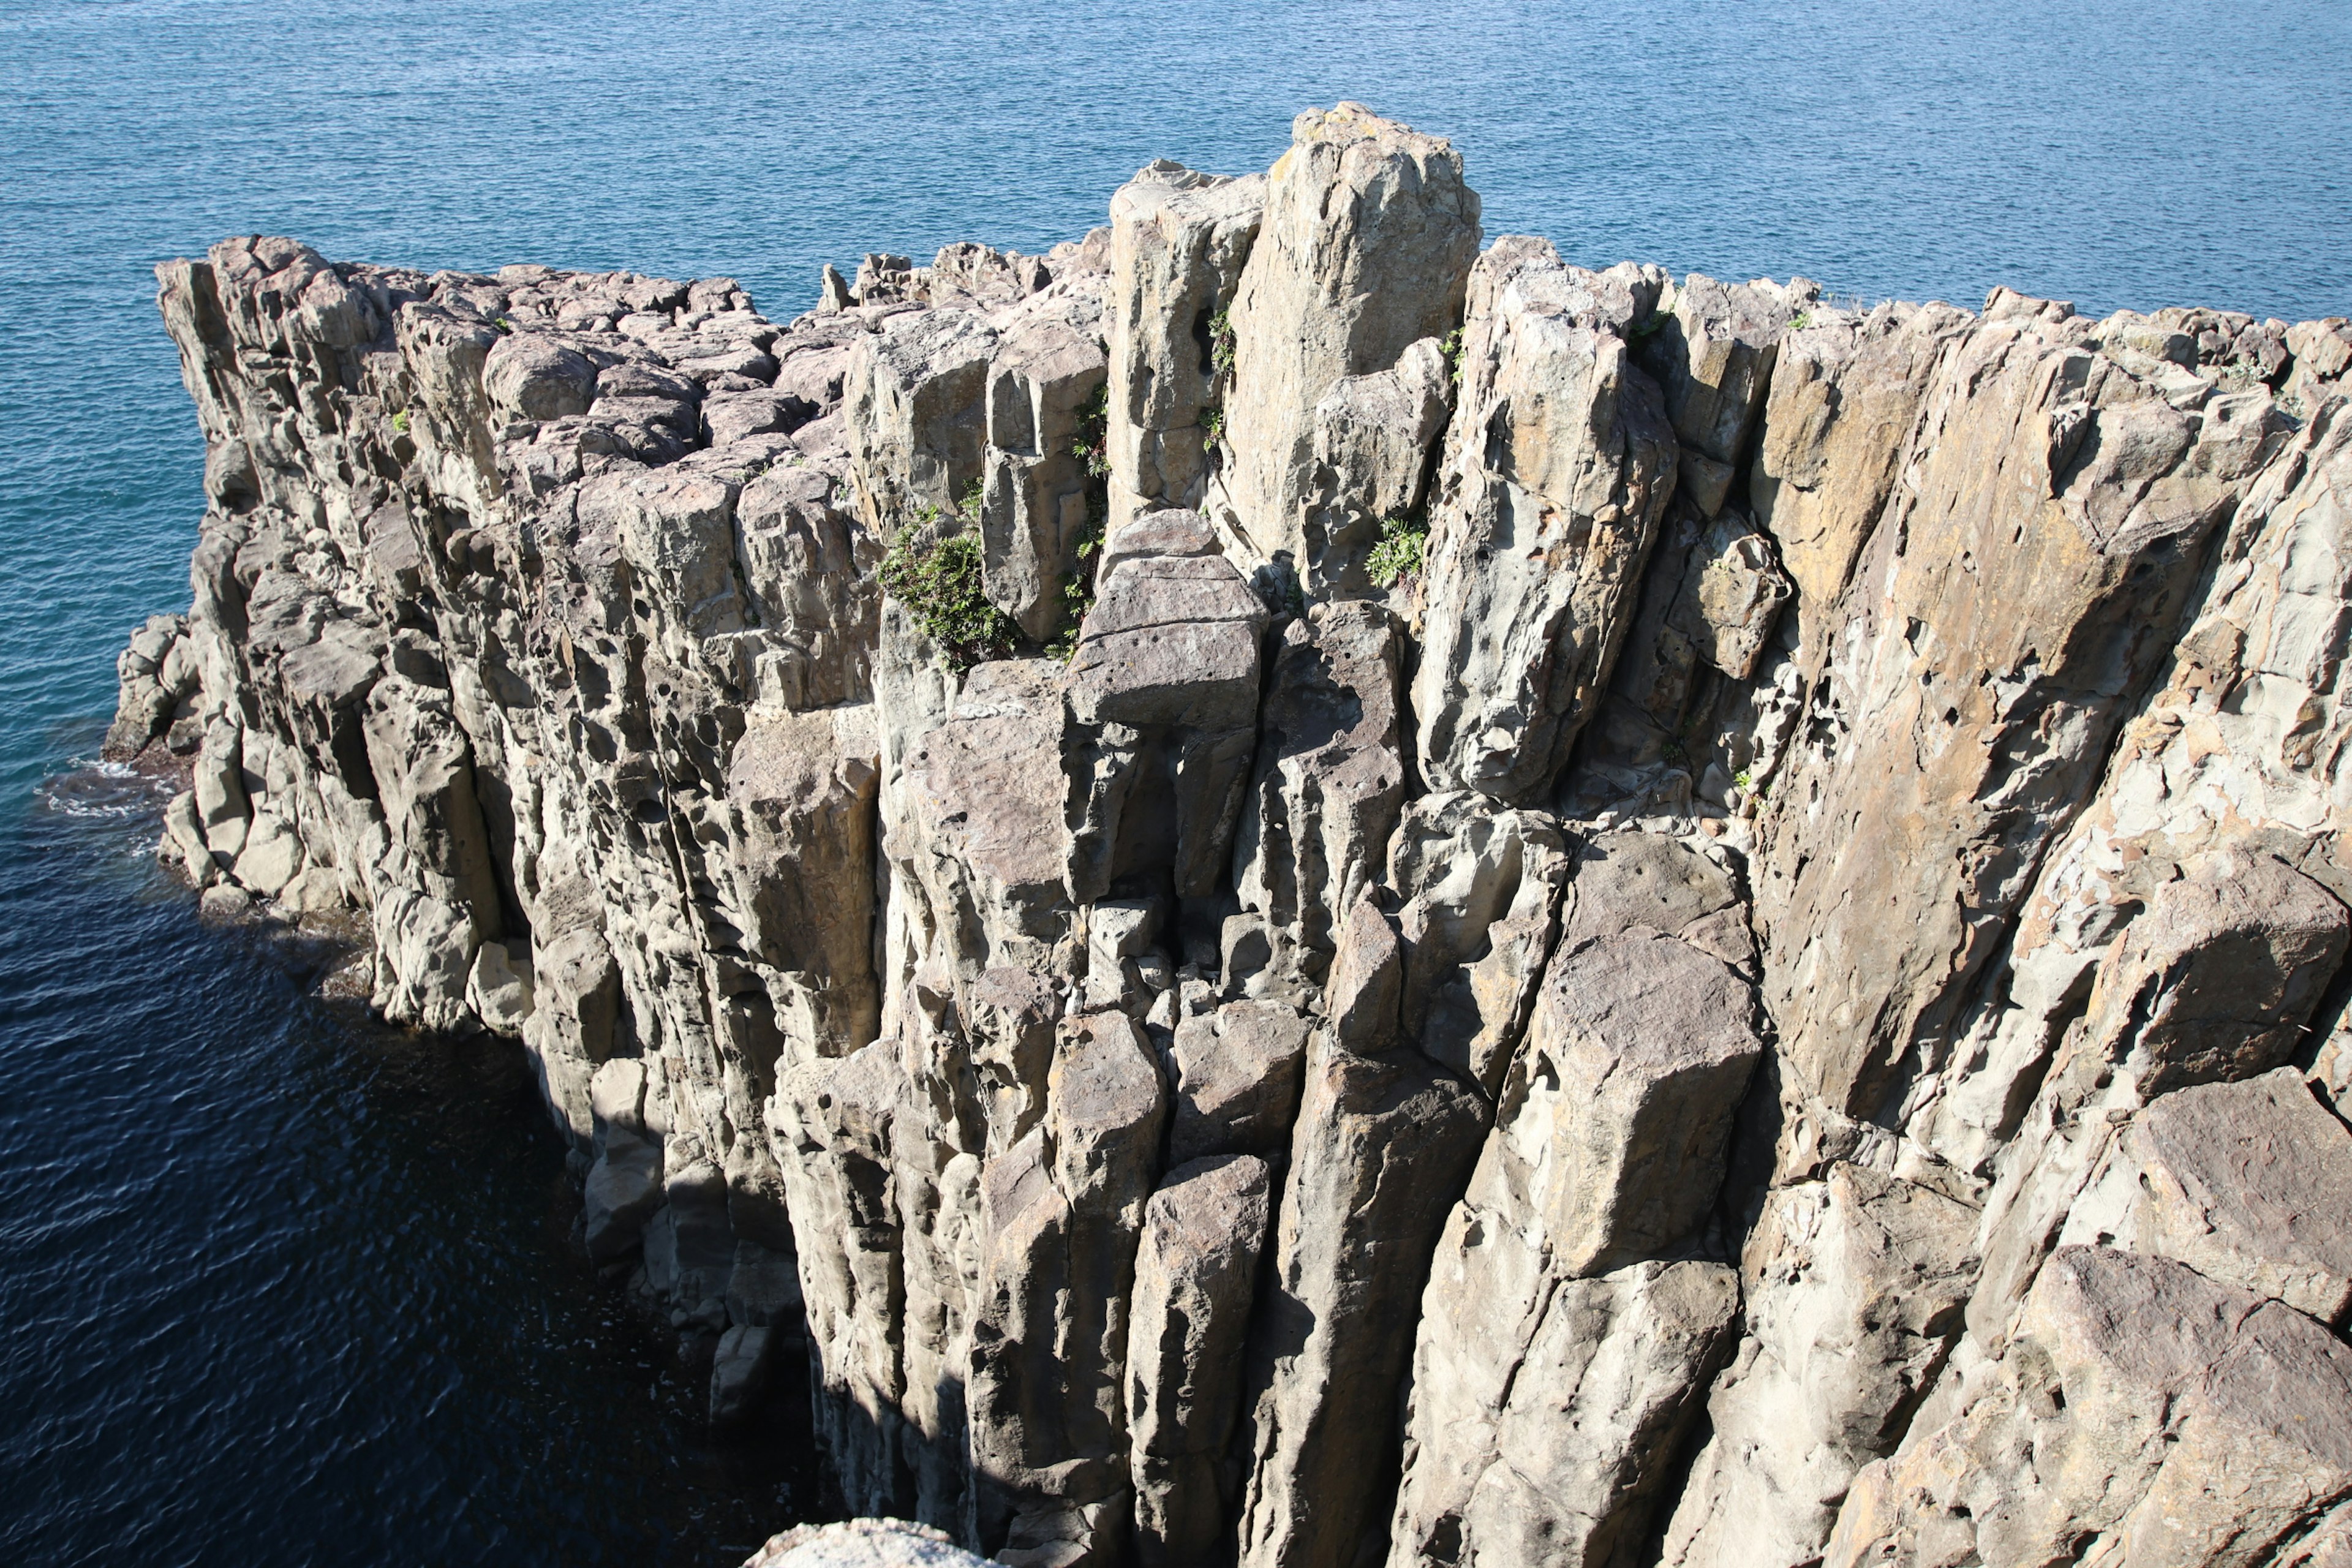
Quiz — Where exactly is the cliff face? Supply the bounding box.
[110,104,2352,1567]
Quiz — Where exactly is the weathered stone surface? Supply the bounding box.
[1166,1000,1311,1167]
[1826,1248,2352,1567]
[1066,513,1268,903]
[1219,104,1480,574]
[1389,1259,1738,1568]
[1298,337,1452,594]
[980,286,1109,641]
[1386,792,1573,1096]
[728,706,882,1058]
[2059,1067,2352,1324]
[967,1012,1167,1561]
[1106,162,1264,530]
[1753,303,2296,1127]
[584,1127,665,1263]
[1231,1030,1491,1568]
[1637,273,1795,515]
[1660,1165,1979,1568]
[1413,237,1679,804]
[1231,600,1406,984]
[710,1323,777,1425]
[1749,301,1971,626]
[1386,910,1761,1566]
[1126,1154,1273,1568]
[846,309,998,533]
[1970,847,2352,1349]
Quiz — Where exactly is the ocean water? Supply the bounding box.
[1,1,2346,1563]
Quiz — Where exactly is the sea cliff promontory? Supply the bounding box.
[108,105,2352,1566]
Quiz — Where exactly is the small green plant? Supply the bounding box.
[1366,514,1429,589]
[1787,309,1812,330]
[492,316,515,334]
[1069,383,1110,477]
[390,409,410,434]
[959,477,986,519]
[1210,308,1235,377]
[1630,311,1670,339]
[2278,390,2309,420]
[1440,327,1465,385]
[1733,769,1754,791]
[878,524,1017,673]
[1201,405,1224,445]
[1047,513,1105,662]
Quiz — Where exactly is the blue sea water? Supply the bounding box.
[1,2,2346,1563]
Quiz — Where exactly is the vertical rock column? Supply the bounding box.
[1386,837,1764,1567]
[1105,162,1264,533]
[1231,897,1493,1568]
[1412,239,1680,805]
[1218,104,1480,582]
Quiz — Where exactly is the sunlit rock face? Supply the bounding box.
[115,102,2352,1568]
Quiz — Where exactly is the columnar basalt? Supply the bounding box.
[111,104,2352,1567]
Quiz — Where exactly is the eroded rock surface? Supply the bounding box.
[116,105,2352,1565]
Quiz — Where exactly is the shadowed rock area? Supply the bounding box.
[109,102,2352,1567]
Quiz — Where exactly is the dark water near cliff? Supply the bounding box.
[1,1,2346,1562]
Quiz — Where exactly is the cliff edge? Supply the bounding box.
[108,105,2352,1567]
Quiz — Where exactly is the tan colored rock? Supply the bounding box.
[1660,1165,1978,1568]
[1297,337,1452,592]
[1065,513,1269,902]
[2060,1066,2352,1323]
[769,1043,910,1517]
[734,464,880,710]
[846,309,998,535]
[1219,104,1479,572]
[1637,273,1794,515]
[1386,791,1572,1096]
[1231,600,1407,982]
[727,705,883,1060]
[1412,238,1679,804]
[1166,1000,1311,1167]
[1826,1247,2352,1568]
[1971,848,2350,1346]
[1106,162,1264,530]
[1665,509,1794,680]
[1126,1155,1275,1568]
[1231,1031,1491,1568]
[1754,307,2293,1125]
[980,287,1109,641]
[967,1013,1167,1561]
[1749,301,1970,625]
[1389,1259,1737,1568]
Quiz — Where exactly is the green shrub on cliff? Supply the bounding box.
[1070,383,1110,477]
[1368,514,1428,588]
[879,525,1016,673]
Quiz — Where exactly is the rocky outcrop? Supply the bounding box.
[114,104,2352,1566]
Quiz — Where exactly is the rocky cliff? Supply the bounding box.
[108,104,2352,1567]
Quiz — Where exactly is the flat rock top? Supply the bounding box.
[2032,1246,2352,1472]
[2136,1066,2352,1278]
[1538,928,1759,1077]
